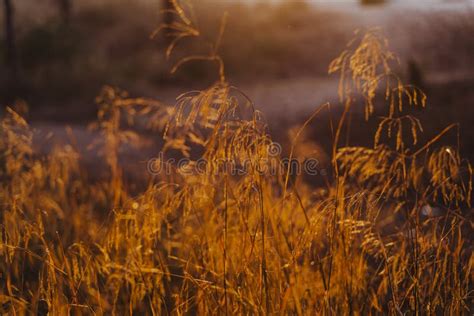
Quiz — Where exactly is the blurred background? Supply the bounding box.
[1,0,473,160]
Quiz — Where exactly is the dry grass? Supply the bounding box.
[0,3,472,315]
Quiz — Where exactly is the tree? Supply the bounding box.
[163,0,174,26]
[162,0,174,45]
[58,0,72,25]
[3,0,17,79]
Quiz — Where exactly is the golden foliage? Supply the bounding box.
[0,10,471,316]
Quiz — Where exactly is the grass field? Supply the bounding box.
[0,1,473,315]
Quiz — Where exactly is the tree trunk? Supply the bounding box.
[162,0,174,45]
[58,0,72,25]
[3,0,17,79]
[163,0,174,26]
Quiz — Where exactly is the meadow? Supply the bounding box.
[0,1,473,315]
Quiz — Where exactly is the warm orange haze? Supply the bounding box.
[0,0,473,315]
